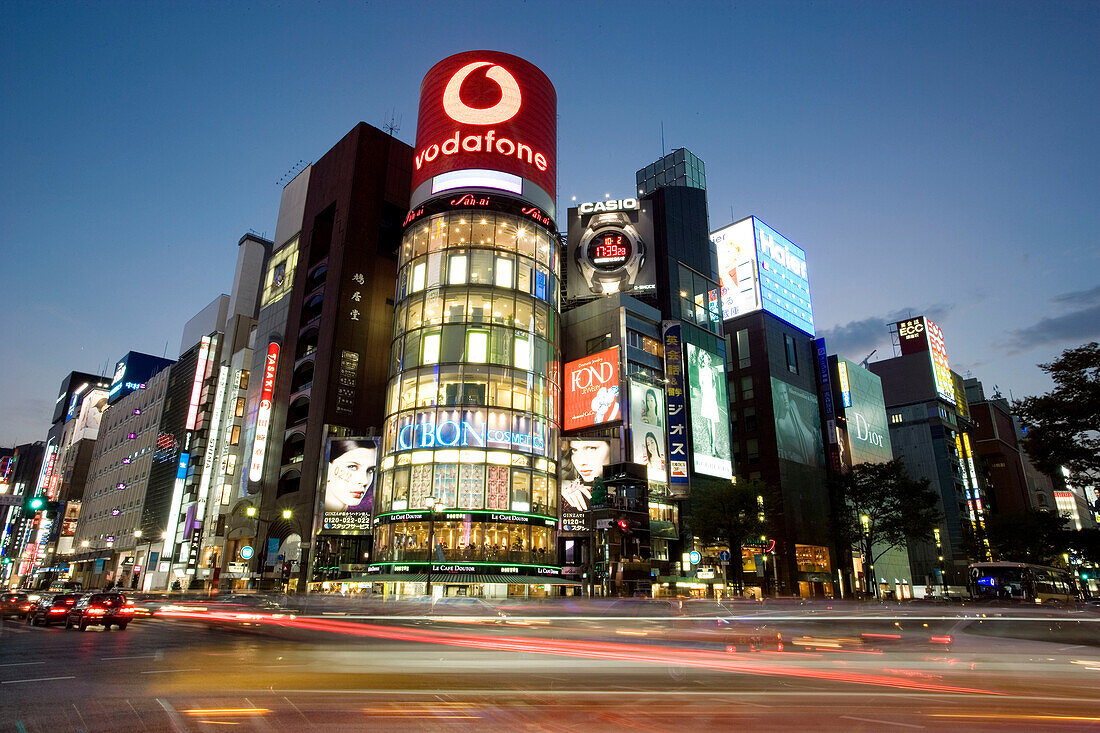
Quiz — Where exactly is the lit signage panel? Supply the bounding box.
[661,322,689,489]
[559,438,614,529]
[322,437,378,534]
[74,389,108,440]
[711,217,814,334]
[685,342,733,479]
[563,347,621,431]
[894,316,955,405]
[754,219,814,336]
[393,409,548,455]
[711,219,760,320]
[770,378,825,468]
[107,352,173,405]
[834,359,893,466]
[412,51,556,206]
[566,199,656,299]
[629,380,667,483]
[248,342,280,483]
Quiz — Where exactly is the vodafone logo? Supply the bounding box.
[442,61,522,125]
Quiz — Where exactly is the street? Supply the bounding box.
[1,607,1099,731]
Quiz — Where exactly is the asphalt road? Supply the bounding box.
[1,612,1099,731]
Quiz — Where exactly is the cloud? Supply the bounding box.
[1051,284,1100,306]
[998,303,1100,355]
[818,303,955,362]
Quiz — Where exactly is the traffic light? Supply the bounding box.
[22,494,45,517]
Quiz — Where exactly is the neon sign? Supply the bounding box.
[248,343,280,483]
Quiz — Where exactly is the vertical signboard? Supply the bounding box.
[185,336,212,431]
[813,338,843,474]
[563,347,620,431]
[661,323,689,490]
[685,342,733,479]
[629,380,667,483]
[248,343,280,483]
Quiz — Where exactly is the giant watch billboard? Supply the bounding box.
[412,51,556,209]
[566,199,656,299]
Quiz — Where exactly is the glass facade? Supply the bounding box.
[376,207,563,573]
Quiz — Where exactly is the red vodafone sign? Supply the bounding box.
[412,50,556,202]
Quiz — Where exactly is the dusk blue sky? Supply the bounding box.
[2,1,1098,446]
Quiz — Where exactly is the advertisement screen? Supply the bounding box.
[629,380,667,483]
[566,200,656,299]
[896,317,929,355]
[412,51,556,205]
[75,389,109,438]
[685,343,733,479]
[563,347,621,431]
[322,437,378,534]
[834,359,893,466]
[754,219,814,336]
[711,218,760,320]
[559,438,615,531]
[770,378,825,468]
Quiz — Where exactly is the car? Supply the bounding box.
[1,592,33,619]
[26,593,82,627]
[66,592,135,631]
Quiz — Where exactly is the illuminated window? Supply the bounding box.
[238,371,249,390]
[495,257,513,288]
[736,329,750,368]
[224,455,237,475]
[448,254,467,284]
[466,330,489,363]
[229,425,241,446]
[235,397,246,417]
[784,334,799,374]
[514,335,532,370]
[422,332,441,365]
[411,262,426,292]
[220,484,232,505]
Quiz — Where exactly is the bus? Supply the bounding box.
[967,562,1076,604]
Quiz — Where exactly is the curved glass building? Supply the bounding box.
[370,51,564,596]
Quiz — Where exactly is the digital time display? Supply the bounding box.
[587,231,633,271]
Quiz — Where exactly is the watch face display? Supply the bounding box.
[587,231,633,271]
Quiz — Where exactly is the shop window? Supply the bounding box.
[411,261,426,292]
[421,332,440,365]
[448,254,467,285]
[495,256,513,288]
[466,330,489,363]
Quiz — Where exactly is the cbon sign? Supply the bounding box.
[412,51,557,200]
[563,347,621,431]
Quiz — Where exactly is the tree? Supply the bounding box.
[688,478,781,594]
[982,510,1070,566]
[831,460,941,598]
[1014,342,1100,485]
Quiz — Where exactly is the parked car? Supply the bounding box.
[26,593,82,627]
[1,592,33,619]
[66,592,135,631]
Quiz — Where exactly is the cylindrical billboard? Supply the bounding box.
[411,50,556,213]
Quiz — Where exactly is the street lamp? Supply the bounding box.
[860,514,876,599]
[246,505,257,518]
[282,508,293,520]
[424,497,445,598]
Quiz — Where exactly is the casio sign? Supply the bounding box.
[579,198,638,214]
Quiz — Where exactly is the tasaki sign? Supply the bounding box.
[412,50,557,205]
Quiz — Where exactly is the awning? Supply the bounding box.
[343,573,579,586]
[657,575,723,585]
